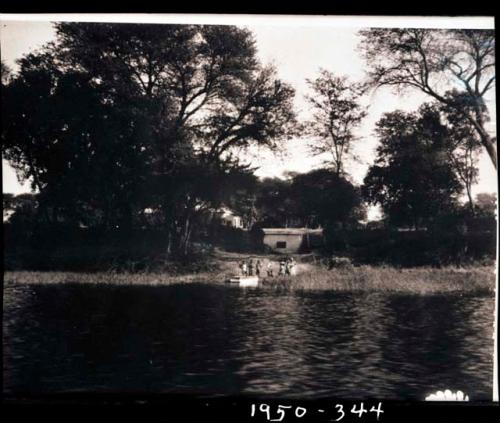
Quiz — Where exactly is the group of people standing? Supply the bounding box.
[239,258,262,277]
[239,256,297,278]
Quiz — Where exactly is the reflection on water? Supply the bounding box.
[3,282,494,399]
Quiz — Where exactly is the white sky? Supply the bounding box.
[1,15,497,221]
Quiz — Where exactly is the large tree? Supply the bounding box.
[291,169,366,228]
[254,177,299,228]
[359,29,497,169]
[252,170,365,229]
[2,23,297,255]
[363,106,462,229]
[2,52,150,228]
[439,95,482,214]
[304,70,367,176]
[474,192,497,218]
[55,23,296,164]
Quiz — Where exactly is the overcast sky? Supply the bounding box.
[1,15,497,221]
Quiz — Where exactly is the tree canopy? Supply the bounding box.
[2,23,495,265]
[252,170,365,229]
[2,23,298,255]
[359,28,497,169]
[304,70,367,176]
[363,105,462,228]
[474,192,497,218]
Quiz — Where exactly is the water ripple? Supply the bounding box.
[3,283,494,399]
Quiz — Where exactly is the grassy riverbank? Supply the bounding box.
[3,251,495,295]
[260,265,495,294]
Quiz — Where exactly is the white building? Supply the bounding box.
[261,228,324,253]
[219,207,244,229]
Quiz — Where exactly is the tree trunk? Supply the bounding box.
[166,226,172,256]
[466,186,475,215]
[467,114,497,170]
[176,213,193,256]
[183,225,192,256]
[163,207,175,257]
[180,215,190,255]
[479,131,497,170]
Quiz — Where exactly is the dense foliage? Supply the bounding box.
[2,23,297,256]
[2,25,496,269]
[363,105,463,229]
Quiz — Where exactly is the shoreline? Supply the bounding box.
[4,263,496,295]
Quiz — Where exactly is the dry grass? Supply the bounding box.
[262,264,496,295]
[3,262,495,295]
[2,269,230,286]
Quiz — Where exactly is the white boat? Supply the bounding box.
[227,275,259,287]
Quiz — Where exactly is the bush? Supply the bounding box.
[324,225,496,267]
[327,256,353,269]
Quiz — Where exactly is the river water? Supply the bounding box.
[3,282,494,400]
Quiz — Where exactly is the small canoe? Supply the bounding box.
[227,275,259,287]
